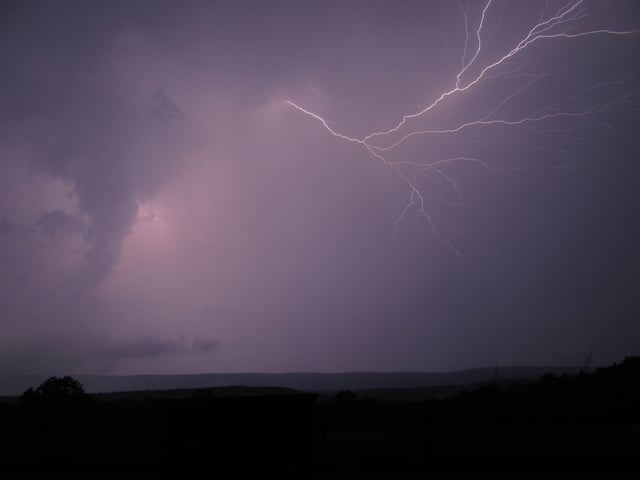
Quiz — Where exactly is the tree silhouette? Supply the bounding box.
[20,376,89,405]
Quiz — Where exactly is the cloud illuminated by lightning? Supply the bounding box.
[286,0,638,254]
[137,202,208,242]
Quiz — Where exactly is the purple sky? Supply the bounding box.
[1,0,639,375]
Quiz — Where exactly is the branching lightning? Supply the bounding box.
[286,0,637,254]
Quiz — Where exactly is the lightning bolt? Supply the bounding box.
[286,0,638,254]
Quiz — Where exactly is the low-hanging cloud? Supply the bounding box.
[0,1,194,282]
[0,333,218,376]
[28,87,190,280]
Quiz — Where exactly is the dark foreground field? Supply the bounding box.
[1,357,638,478]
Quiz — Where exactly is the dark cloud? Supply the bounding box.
[94,335,218,360]
[0,219,18,236]
[0,333,218,375]
[191,337,218,353]
[152,89,184,122]
[26,89,188,280]
[0,2,194,281]
[35,210,83,240]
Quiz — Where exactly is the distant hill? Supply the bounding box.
[0,366,573,396]
[90,385,304,402]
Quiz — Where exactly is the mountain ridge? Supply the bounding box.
[0,365,579,396]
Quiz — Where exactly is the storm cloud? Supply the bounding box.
[0,0,639,374]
